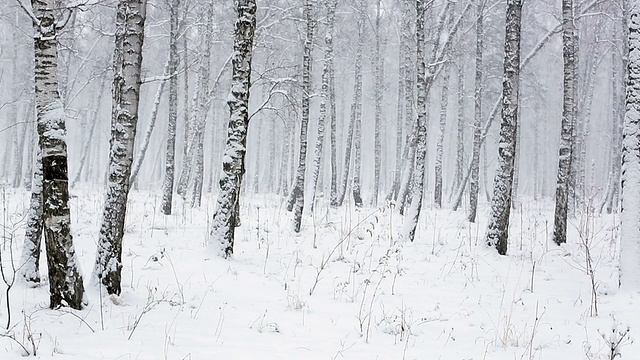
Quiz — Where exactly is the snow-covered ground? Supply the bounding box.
[0,186,636,359]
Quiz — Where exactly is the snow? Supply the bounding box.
[0,188,638,359]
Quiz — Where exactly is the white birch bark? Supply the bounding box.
[309,0,336,208]
[352,0,365,208]
[209,0,256,257]
[552,0,577,246]
[160,0,180,214]
[468,0,483,222]
[485,0,522,255]
[30,0,86,308]
[372,0,383,206]
[620,0,640,290]
[434,64,450,209]
[288,0,314,232]
[19,147,43,284]
[93,0,146,295]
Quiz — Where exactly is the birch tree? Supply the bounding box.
[468,0,484,222]
[388,0,414,203]
[404,0,454,241]
[209,0,256,257]
[160,0,180,215]
[485,0,522,256]
[552,0,577,246]
[309,0,336,209]
[25,0,86,308]
[372,0,384,206]
[287,0,314,232]
[93,0,147,295]
[620,0,640,290]
[352,0,365,208]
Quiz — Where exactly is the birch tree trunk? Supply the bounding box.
[404,0,463,241]
[388,0,414,203]
[352,0,365,208]
[190,1,214,207]
[309,0,336,208]
[329,65,338,205]
[19,147,43,284]
[160,0,179,214]
[434,64,450,208]
[209,0,256,257]
[288,0,314,232]
[468,0,484,222]
[279,119,293,195]
[24,103,36,191]
[372,0,383,206]
[31,0,86,308]
[485,0,522,256]
[453,59,465,199]
[552,0,577,246]
[336,104,356,207]
[93,0,146,295]
[405,0,428,242]
[620,0,640,290]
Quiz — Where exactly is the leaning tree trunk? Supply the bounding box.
[309,0,336,208]
[552,0,576,246]
[160,0,179,214]
[19,147,43,284]
[288,0,314,232]
[209,0,256,257]
[485,0,522,256]
[129,58,170,186]
[620,0,640,290]
[73,76,107,187]
[30,0,86,308]
[468,0,484,222]
[93,0,146,295]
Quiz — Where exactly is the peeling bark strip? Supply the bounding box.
[485,0,522,256]
[30,0,85,309]
[552,0,576,246]
[210,0,256,257]
[93,0,146,295]
[620,0,640,290]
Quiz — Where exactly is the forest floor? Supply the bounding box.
[0,186,637,359]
